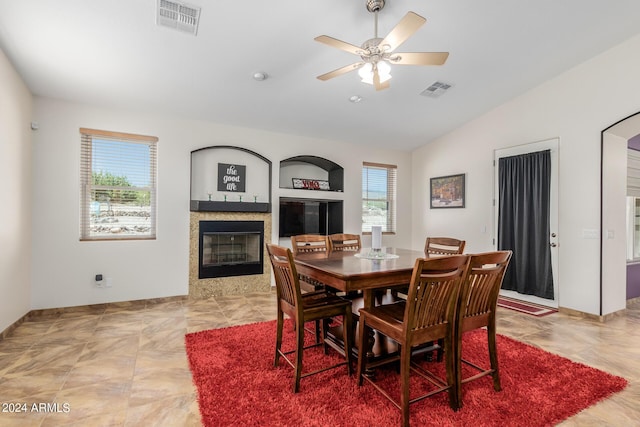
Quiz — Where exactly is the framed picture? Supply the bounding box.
[430,173,465,208]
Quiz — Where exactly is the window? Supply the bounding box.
[80,128,157,241]
[626,197,640,260]
[362,162,397,233]
[627,148,640,260]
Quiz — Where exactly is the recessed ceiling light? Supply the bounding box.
[349,95,363,103]
[253,72,268,81]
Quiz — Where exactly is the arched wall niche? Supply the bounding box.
[190,145,272,212]
[279,155,344,192]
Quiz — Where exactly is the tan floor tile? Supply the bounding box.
[0,368,69,401]
[0,290,637,425]
[41,410,125,427]
[124,394,200,427]
[52,380,131,421]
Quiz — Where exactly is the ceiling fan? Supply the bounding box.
[314,0,449,91]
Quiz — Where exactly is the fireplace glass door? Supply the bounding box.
[202,232,261,267]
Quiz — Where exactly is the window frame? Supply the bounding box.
[79,128,158,241]
[361,161,397,235]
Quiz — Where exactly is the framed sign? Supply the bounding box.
[218,163,246,192]
[430,173,465,208]
[292,178,330,191]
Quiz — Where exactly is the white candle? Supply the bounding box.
[371,226,382,250]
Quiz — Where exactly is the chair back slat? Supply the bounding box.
[266,244,302,311]
[459,251,512,329]
[290,235,329,255]
[405,256,470,335]
[328,234,361,252]
[425,237,466,257]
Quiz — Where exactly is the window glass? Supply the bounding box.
[80,128,157,240]
[362,162,396,233]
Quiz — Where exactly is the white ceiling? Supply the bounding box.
[1,0,640,151]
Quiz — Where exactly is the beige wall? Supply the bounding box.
[411,33,640,315]
[7,33,640,322]
[0,49,33,332]
[29,98,413,309]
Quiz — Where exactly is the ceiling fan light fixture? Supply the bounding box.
[358,62,391,85]
[358,63,373,80]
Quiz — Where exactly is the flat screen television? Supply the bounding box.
[279,198,344,238]
[279,200,327,237]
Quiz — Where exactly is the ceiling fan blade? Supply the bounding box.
[317,62,364,81]
[390,52,449,66]
[314,35,363,55]
[379,12,426,52]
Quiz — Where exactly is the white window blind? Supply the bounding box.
[362,162,397,233]
[628,149,640,197]
[80,128,158,241]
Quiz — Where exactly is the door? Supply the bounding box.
[494,138,559,308]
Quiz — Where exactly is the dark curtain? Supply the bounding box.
[498,149,554,299]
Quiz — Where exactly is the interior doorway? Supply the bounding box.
[494,138,559,308]
[601,111,640,314]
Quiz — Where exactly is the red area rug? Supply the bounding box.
[498,296,558,317]
[185,320,626,427]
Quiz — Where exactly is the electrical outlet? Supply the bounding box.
[105,277,113,288]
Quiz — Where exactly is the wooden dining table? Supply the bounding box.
[293,247,426,371]
[294,247,424,307]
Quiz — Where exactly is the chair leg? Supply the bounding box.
[321,319,329,355]
[294,320,305,393]
[436,338,444,362]
[400,344,411,427]
[487,323,501,391]
[455,331,463,409]
[275,310,284,367]
[342,308,353,375]
[356,314,367,386]
[315,319,321,344]
[444,333,459,411]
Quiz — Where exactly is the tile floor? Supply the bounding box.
[0,292,638,426]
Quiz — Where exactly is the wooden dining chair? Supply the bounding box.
[392,237,466,300]
[266,243,353,393]
[328,233,361,252]
[455,251,512,408]
[356,255,470,426]
[290,234,330,292]
[290,234,330,255]
[425,237,466,257]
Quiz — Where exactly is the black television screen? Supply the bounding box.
[279,200,327,237]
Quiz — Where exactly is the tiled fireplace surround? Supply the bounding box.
[189,211,272,298]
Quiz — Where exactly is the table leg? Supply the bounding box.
[362,289,377,379]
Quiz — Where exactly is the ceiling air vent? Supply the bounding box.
[157,0,201,35]
[420,81,453,98]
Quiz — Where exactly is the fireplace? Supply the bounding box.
[198,221,264,279]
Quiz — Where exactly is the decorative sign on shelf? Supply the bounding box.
[218,163,246,192]
[292,178,330,191]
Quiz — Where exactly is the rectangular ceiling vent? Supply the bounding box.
[420,81,453,98]
[157,0,201,35]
